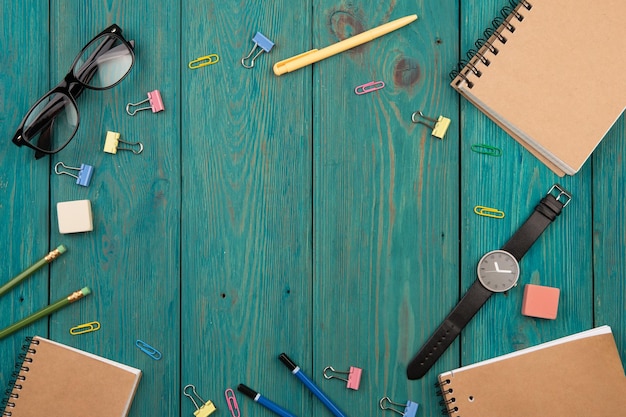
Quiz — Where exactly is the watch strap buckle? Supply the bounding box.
[548,184,571,207]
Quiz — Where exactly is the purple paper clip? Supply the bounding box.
[354,80,385,95]
[126,90,165,116]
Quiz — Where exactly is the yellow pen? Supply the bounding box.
[273,14,418,76]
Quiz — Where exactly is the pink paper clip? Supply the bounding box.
[225,388,240,417]
[126,90,165,116]
[354,80,385,95]
[323,365,363,390]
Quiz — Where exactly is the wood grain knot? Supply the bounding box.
[330,10,367,54]
[393,57,420,87]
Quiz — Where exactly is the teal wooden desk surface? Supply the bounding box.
[1,1,624,416]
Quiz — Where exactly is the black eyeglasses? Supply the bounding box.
[11,24,135,159]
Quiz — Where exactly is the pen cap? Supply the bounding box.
[278,353,298,371]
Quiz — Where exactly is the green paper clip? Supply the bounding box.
[474,205,505,219]
[471,144,502,157]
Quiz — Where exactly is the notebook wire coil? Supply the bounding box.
[1,337,40,416]
[449,0,533,88]
[435,378,459,416]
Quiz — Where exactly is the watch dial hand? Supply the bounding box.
[494,262,501,272]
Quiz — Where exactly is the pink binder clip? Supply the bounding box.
[354,80,385,95]
[126,90,165,115]
[323,365,362,390]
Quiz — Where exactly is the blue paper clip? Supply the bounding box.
[54,162,94,187]
[135,339,162,360]
[379,397,419,417]
[241,32,274,68]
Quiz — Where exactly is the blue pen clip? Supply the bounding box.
[135,339,162,360]
[379,397,419,417]
[54,162,94,187]
[241,32,274,68]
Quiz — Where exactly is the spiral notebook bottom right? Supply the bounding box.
[438,326,626,416]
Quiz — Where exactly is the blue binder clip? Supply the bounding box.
[379,397,419,417]
[54,162,94,187]
[241,32,274,68]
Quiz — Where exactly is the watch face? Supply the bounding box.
[477,250,520,292]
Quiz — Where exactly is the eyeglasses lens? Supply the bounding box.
[73,34,133,89]
[23,92,78,153]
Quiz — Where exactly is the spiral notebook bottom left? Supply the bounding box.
[1,336,142,417]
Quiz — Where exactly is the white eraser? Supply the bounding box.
[57,200,94,234]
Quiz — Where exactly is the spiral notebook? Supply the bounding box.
[450,0,626,176]
[437,326,626,416]
[1,336,142,417]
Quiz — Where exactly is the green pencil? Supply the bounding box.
[0,287,91,340]
[0,245,67,298]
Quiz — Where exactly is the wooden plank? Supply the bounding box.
[460,0,592,377]
[44,2,182,417]
[312,1,459,415]
[0,0,50,397]
[180,2,313,417]
[594,117,626,358]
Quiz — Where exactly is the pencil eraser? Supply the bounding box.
[57,200,94,234]
[521,284,560,319]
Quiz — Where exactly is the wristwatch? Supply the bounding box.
[406,184,571,380]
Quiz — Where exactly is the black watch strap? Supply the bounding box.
[406,280,492,380]
[501,185,570,261]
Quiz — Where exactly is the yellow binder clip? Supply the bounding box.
[474,205,505,219]
[104,130,143,155]
[188,54,220,69]
[69,321,101,335]
[184,384,217,417]
[411,111,451,139]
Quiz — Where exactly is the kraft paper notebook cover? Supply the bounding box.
[450,0,626,176]
[1,336,142,417]
[437,326,626,416]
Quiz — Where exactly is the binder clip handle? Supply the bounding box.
[241,32,274,68]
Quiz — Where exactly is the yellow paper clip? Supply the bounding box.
[474,205,505,219]
[69,321,101,335]
[184,384,217,417]
[188,54,220,69]
[411,110,451,139]
[104,130,143,155]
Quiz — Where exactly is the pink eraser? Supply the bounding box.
[521,284,560,319]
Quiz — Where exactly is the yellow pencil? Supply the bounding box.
[273,14,418,76]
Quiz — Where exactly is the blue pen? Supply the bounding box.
[278,353,348,417]
[237,384,298,417]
